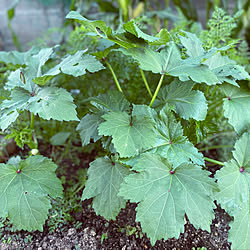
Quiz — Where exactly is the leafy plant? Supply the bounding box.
[0,4,249,249]
[65,12,249,248]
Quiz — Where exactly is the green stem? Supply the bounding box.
[204,157,225,166]
[30,113,35,130]
[149,73,165,107]
[139,67,152,97]
[199,144,233,151]
[106,61,123,93]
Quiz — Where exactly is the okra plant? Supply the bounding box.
[0,9,249,250]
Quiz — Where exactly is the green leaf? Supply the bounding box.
[89,90,130,113]
[66,11,161,49]
[215,132,250,249]
[0,155,63,231]
[0,87,78,131]
[151,108,204,168]
[0,88,30,131]
[98,105,156,158]
[156,79,207,120]
[50,132,71,146]
[222,84,250,134]
[150,29,170,46]
[203,53,250,86]
[76,114,103,146]
[28,87,79,122]
[66,11,112,37]
[118,42,219,84]
[82,157,130,220]
[0,47,38,66]
[119,153,216,245]
[228,208,250,250]
[123,20,159,43]
[45,50,105,78]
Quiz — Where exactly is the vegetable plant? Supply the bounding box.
[0,7,249,249]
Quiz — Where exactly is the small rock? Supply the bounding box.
[67,228,76,237]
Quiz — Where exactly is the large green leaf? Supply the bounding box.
[216,132,250,249]
[156,79,207,120]
[45,50,105,77]
[119,153,216,245]
[27,87,79,121]
[0,86,78,131]
[98,105,156,158]
[0,155,63,231]
[150,108,204,168]
[82,157,130,220]
[118,42,220,85]
[222,84,250,134]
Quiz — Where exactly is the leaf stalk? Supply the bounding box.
[149,73,165,107]
[105,61,123,93]
[204,157,225,166]
[139,67,152,97]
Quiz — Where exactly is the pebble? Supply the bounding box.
[67,228,77,237]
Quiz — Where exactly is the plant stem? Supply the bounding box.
[106,61,123,93]
[139,67,152,97]
[204,157,225,166]
[149,73,165,107]
[199,144,233,151]
[30,113,35,130]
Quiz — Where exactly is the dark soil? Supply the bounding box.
[0,196,232,250]
[0,145,232,249]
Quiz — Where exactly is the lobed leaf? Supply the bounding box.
[119,154,216,245]
[0,156,63,231]
[82,157,130,220]
[98,107,156,158]
[118,42,220,85]
[216,132,250,249]
[28,87,79,121]
[45,50,105,77]
[156,79,208,120]
[151,108,204,168]
[222,84,250,134]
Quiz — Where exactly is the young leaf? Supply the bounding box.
[45,50,105,78]
[119,153,216,245]
[222,84,250,134]
[0,155,63,231]
[118,42,219,85]
[98,105,156,158]
[82,157,130,220]
[156,79,207,120]
[151,108,204,168]
[216,132,250,249]
[27,87,79,122]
